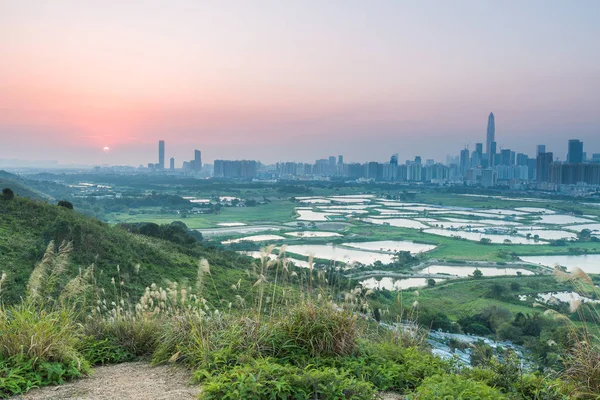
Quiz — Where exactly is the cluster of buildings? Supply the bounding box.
[140,114,599,190]
[147,141,203,173]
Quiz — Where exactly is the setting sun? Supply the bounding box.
[103,146,110,153]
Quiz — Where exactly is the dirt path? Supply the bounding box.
[14,362,200,400]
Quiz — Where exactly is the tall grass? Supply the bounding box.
[547,266,600,398]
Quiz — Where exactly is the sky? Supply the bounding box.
[1,0,599,166]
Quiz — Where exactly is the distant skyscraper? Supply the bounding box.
[475,143,483,157]
[536,145,546,156]
[567,139,583,163]
[486,112,495,160]
[338,155,343,165]
[500,149,512,166]
[537,152,553,182]
[490,141,497,167]
[390,153,398,166]
[516,153,528,166]
[170,157,175,170]
[158,140,165,169]
[194,150,202,171]
[459,148,470,175]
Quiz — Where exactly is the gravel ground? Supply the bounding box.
[13,362,200,400]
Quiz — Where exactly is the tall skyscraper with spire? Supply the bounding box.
[485,112,495,161]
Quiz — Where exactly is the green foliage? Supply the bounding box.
[84,316,162,357]
[0,302,89,397]
[0,355,85,397]
[1,188,14,200]
[199,359,376,400]
[118,221,202,246]
[57,200,74,210]
[77,336,135,365]
[415,374,507,399]
[324,342,447,393]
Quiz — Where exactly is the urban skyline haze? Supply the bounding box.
[1,0,599,165]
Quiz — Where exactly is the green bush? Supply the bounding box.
[325,342,447,393]
[0,354,85,397]
[77,336,135,365]
[415,374,507,399]
[199,358,376,400]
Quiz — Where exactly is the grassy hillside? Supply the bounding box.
[0,171,52,201]
[0,196,255,304]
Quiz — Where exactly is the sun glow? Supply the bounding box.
[103,146,110,153]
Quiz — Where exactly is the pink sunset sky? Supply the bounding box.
[1,0,599,166]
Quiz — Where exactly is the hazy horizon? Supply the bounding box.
[1,1,599,166]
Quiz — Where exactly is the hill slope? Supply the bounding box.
[0,196,254,303]
[0,170,52,201]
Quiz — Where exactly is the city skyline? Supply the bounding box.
[1,1,599,165]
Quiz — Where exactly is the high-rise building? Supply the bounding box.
[169,157,175,170]
[516,153,528,166]
[475,143,483,158]
[500,149,512,166]
[481,169,497,187]
[338,155,343,165]
[486,112,495,160]
[194,150,202,171]
[459,148,470,176]
[390,153,398,166]
[567,139,583,163]
[536,145,546,156]
[489,141,497,166]
[536,152,553,182]
[158,140,165,169]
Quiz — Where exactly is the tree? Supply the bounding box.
[486,283,506,299]
[1,188,14,200]
[57,200,74,210]
[479,238,492,245]
[427,278,436,287]
[578,229,592,241]
[497,322,523,342]
[472,268,483,279]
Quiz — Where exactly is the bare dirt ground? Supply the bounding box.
[14,362,200,400]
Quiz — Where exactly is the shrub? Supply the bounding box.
[57,200,74,210]
[415,374,507,399]
[1,188,14,200]
[273,302,358,358]
[77,336,135,365]
[0,354,85,397]
[324,342,448,393]
[199,358,376,400]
